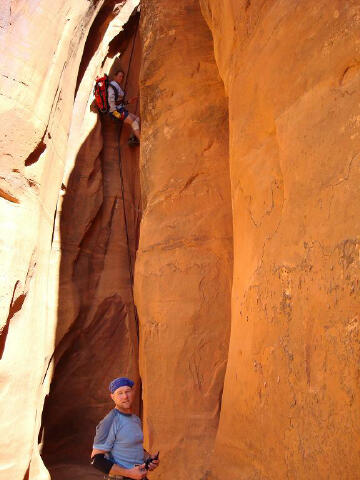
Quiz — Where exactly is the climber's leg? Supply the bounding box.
[124,113,140,140]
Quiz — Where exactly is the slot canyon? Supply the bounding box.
[0,1,359,479]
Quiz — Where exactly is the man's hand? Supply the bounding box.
[144,451,160,471]
[147,458,160,471]
[128,96,138,104]
[108,463,146,479]
[126,464,147,479]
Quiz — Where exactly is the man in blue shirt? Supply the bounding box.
[91,377,159,480]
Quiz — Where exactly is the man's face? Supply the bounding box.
[114,72,124,84]
[111,385,134,409]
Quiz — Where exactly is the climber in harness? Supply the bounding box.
[94,70,140,145]
[108,70,140,143]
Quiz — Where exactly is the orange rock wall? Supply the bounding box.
[200,0,360,478]
[136,1,233,479]
[1,1,360,480]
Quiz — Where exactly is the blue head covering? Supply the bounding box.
[109,377,134,393]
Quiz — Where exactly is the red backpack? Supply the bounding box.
[93,74,118,113]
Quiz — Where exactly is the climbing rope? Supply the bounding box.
[116,13,140,339]
[124,14,140,110]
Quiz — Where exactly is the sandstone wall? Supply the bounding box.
[0,2,139,479]
[1,1,360,480]
[135,1,233,479]
[200,1,360,478]
[42,16,142,480]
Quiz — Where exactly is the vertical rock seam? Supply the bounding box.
[136,1,233,479]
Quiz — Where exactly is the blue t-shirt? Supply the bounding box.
[93,409,144,468]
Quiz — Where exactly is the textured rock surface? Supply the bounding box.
[200,0,360,478]
[135,1,233,479]
[41,14,142,477]
[0,2,140,479]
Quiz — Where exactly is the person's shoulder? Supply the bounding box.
[96,409,117,430]
[94,409,119,444]
[108,81,117,92]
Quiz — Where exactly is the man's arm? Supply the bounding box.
[91,449,146,479]
[91,448,107,457]
[91,413,117,472]
[107,85,117,112]
[109,463,147,479]
[91,449,114,473]
[127,96,138,105]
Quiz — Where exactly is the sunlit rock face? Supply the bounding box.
[135,0,232,480]
[1,0,360,479]
[135,2,233,480]
[200,0,360,478]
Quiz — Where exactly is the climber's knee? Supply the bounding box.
[132,119,140,131]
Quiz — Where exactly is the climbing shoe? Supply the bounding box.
[128,134,140,147]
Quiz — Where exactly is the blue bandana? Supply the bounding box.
[109,377,134,393]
